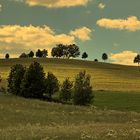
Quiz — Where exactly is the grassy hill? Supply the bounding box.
[0,93,140,140]
[0,58,140,139]
[0,58,140,91]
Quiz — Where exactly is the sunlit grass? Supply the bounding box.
[1,58,140,91]
[0,93,140,139]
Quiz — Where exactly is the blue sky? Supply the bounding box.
[0,0,140,65]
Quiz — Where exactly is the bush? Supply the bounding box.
[73,71,93,105]
[45,72,59,99]
[28,51,34,58]
[20,61,46,98]
[7,64,26,95]
[59,78,73,102]
[5,53,10,59]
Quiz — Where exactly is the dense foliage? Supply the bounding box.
[20,62,46,98]
[51,44,80,59]
[7,64,26,95]
[7,61,93,105]
[102,53,108,62]
[5,53,10,59]
[59,78,73,102]
[45,72,59,99]
[73,71,93,105]
[134,54,140,66]
[82,52,88,59]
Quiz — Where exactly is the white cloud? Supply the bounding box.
[70,27,92,41]
[97,16,140,31]
[110,51,137,65]
[24,0,90,8]
[98,3,106,9]
[0,25,92,58]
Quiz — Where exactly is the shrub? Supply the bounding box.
[19,53,28,58]
[45,72,59,99]
[28,51,34,58]
[73,71,93,105]
[59,78,73,102]
[20,61,46,98]
[94,59,98,62]
[5,53,10,59]
[82,52,88,59]
[7,64,26,95]
[102,53,108,62]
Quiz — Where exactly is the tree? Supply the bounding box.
[73,71,93,105]
[94,59,98,62]
[36,49,43,58]
[82,52,88,59]
[102,53,108,62]
[51,47,57,58]
[7,64,26,95]
[51,44,80,59]
[59,78,73,102]
[134,54,140,66]
[45,72,59,100]
[42,49,48,57]
[51,44,66,58]
[19,53,28,58]
[20,62,46,98]
[68,44,80,58]
[28,51,34,58]
[5,53,10,59]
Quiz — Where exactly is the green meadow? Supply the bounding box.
[0,58,140,139]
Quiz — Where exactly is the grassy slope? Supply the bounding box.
[0,93,140,140]
[0,58,140,139]
[0,58,140,91]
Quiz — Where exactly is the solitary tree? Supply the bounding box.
[102,53,108,62]
[20,62,46,98]
[5,53,10,59]
[82,52,88,59]
[73,71,93,105]
[45,72,59,100]
[134,54,140,66]
[94,59,98,62]
[59,78,73,102]
[28,51,34,58]
[7,64,26,95]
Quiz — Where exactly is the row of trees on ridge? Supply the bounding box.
[4,43,110,62]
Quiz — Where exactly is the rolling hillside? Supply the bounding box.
[0,58,140,91]
[0,93,140,140]
[0,58,140,139]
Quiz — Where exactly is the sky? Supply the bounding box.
[0,0,140,65]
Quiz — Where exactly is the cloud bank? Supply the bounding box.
[110,51,137,65]
[0,25,92,58]
[24,0,89,8]
[70,27,92,41]
[97,16,140,31]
